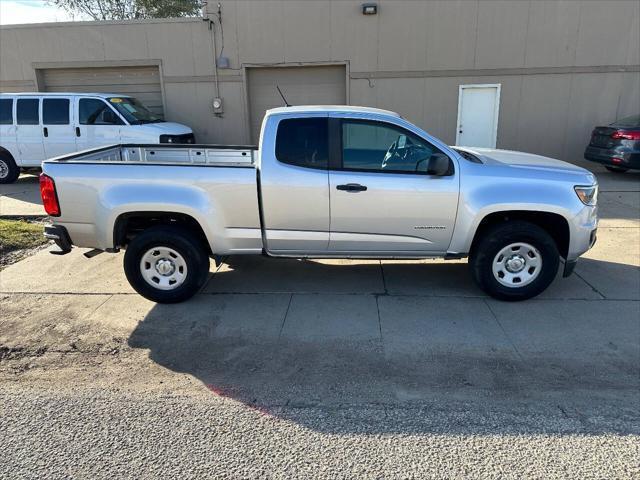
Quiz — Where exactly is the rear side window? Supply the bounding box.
[0,99,12,125]
[16,98,39,125]
[275,118,328,169]
[43,98,70,125]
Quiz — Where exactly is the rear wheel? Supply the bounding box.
[469,221,559,301]
[0,153,20,184]
[124,225,210,303]
[605,166,628,173]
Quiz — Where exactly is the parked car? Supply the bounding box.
[0,92,194,184]
[40,106,598,303]
[584,114,640,173]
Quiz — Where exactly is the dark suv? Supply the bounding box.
[584,114,640,173]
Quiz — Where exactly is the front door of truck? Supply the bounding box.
[328,118,459,254]
[259,115,331,253]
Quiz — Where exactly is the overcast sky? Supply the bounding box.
[0,0,83,25]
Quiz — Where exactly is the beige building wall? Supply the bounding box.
[1,0,639,162]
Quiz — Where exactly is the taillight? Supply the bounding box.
[611,130,640,140]
[39,173,60,216]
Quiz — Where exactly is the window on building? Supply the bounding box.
[43,98,70,125]
[0,99,13,125]
[341,120,443,173]
[16,98,39,125]
[275,118,328,169]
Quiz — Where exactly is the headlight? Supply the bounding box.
[574,185,598,206]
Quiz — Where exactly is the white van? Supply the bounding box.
[0,92,195,183]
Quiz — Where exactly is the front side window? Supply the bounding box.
[342,120,444,173]
[107,97,161,125]
[16,98,39,125]
[0,99,13,125]
[79,98,122,125]
[43,98,70,125]
[275,118,329,169]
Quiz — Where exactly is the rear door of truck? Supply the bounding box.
[258,114,331,253]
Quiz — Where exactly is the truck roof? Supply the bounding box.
[0,92,131,98]
[267,105,401,117]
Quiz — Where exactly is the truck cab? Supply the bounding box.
[258,106,458,255]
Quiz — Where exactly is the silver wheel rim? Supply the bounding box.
[140,247,188,290]
[0,159,8,179]
[492,242,542,288]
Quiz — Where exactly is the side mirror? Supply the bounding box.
[426,153,451,176]
[102,109,119,125]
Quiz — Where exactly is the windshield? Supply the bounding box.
[611,114,640,128]
[107,97,163,125]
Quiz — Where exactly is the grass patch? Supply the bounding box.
[0,219,48,257]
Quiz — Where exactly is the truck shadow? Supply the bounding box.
[127,257,640,435]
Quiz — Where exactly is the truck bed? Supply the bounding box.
[47,144,257,167]
[42,143,262,254]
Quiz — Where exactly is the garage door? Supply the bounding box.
[40,65,164,117]
[247,65,346,143]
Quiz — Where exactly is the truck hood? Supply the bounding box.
[456,147,590,175]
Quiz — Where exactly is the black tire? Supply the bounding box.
[469,221,559,301]
[0,152,20,184]
[605,165,628,173]
[124,225,210,303]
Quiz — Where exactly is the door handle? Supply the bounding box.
[43,127,48,138]
[336,183,367,192]
[75,127,81,137]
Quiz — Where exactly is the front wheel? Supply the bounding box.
[124,226,210,303]
[469,221,560,301]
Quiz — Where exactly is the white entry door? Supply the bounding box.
[456,84,501,148]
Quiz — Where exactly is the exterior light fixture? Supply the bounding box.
[362,3,377,15]
[212,97,224,114]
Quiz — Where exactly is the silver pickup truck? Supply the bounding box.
[40,106,598,303]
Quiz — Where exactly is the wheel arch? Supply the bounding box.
[0,146,17,162]
[113,211,212,255]
[469,210,570,259]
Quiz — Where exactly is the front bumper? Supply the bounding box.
[563,228,596,277]
[44,224,72,255]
